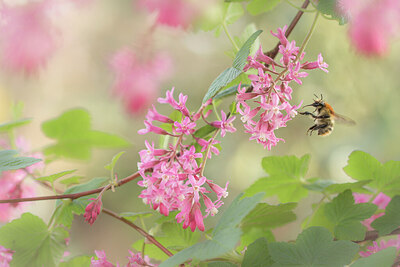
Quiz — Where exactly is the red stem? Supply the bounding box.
[0,171,143,204]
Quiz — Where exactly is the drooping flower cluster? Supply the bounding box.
[0,137,43,222]
[237,26,328,150]
[354,192,391,230]
[359,235,400,258]
[84,198,103,225]
[338,0,400,56]
[91,250,158,267]
[137,88,233,231]
[110,48,173,115]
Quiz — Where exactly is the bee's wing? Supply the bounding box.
[333,113,356,125]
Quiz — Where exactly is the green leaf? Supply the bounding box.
[302,203,335,231]
[324,180,372,194]
[242,238,274,267]
[59,256,92,267]
[317,0,348,25]
[193,125,217,138]
[324,190,377,240]
[203,30,262,103]
[241,203,297,231]
[54,177,108,228]
[160,193,264,267]
[0,118,32,132]
[247,0,281,16]
[351,247,396,267]
[371,195,400,235]
[160,228,242,267]
[208,262,238,267]
[199,3,243,35]
[0,213,68,267]
[42,109,130,160]
[343,151,400,195]
[36,169,77,184]
[268,226,359,267]
[203,67,243,103]
[213,192,264,235]
[214,84,247,100]
[104,151,125,171]
[237,228,275,252]
[0,150,41,173]
[232,30,262,70]
[59,176,83,186]
[244,155,310,202]
[119,211,154,223]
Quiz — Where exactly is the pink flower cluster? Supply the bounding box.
[354,192,391,230]
[137,88,233,231]
[91,250,157,267]
[0,1,58,74]
[359,235,400,258]
[110,48,173,115]
[338,0,400,56]
[0,138,43,222]
[237,26,328,150]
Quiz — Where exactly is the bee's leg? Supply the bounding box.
[299,112,330,120]
[306,124,318,135]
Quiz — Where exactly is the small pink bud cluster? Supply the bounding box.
[354,192,391,230]
[84,197,103,225]
[138,88,233,231]
[91,250,158,267]
[237,26,328,150]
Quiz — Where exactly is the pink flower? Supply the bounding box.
[271,25,289,46]
[286,62,308,85]
[91,250,115,267]
[359,235,400,257]
[174,117,196,135]
[84,198,102,225]
[0,245,13,266]
[211,111,236,137]
[301,53,329,73]
[249,68,273,93]
[137,0,197,29]
[339,0,400,56]
[0,1,58,74]
[110,48,173,115]
[127,250,158,267]
[354,192,391,230]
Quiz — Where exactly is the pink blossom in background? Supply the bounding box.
[0,245,13,267]
[0,0,59,74]
[359,235,400,257]
[137,0,196,29]
[110,48,173,115]
[338,0,400,56]
[354,192,391,230]
[90,250,158,267]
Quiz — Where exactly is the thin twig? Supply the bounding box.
[101,208,174,257]
[355,228,400,243]
[265,0,311,60]
[0,171,144,203]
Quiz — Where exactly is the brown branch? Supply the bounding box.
[101,208,174,257]
[0,170,144,204]
[265,0,311,60]
[355,228,400,243]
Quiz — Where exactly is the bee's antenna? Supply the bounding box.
[313,93,318,99]
[320,94,323,100]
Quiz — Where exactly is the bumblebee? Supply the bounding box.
[299,95,356,136]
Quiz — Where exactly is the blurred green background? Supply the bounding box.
[0,0,399,264]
